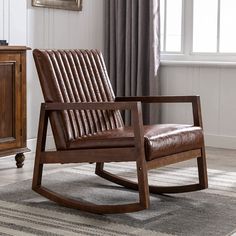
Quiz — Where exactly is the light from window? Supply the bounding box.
[160,0,165,52]
[166,0,182,52]
[193,0,218,53]
[161,0,236,57]
[220,0,236,52]
[160,0,182,53]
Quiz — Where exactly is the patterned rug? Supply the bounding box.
[0,163,235,236]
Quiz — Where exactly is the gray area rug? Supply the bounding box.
[0,163,235,236]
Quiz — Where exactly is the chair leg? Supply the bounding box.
[32,157,44,189]
[95,162,104,174]
[135,160,150,209]
[96,161,150,209]
[32,104,48,190]
[197,148,208,189]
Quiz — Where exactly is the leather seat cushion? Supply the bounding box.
[143,124,203,160]
[68,124,204,161]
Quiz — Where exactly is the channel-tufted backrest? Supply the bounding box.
[33,49,124,149]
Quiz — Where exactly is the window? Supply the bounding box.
[161,0,236,61]
[160,0,183,52]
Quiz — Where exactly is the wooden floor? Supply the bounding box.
[0,147,235,187]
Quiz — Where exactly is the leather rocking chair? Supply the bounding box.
[32,49,208,214]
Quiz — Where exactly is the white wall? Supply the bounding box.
[0,0,27,44]
[0,0,105,151]
[1,0,236,150]
[161,62,236,149]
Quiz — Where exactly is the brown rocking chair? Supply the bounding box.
[32,49,208,214]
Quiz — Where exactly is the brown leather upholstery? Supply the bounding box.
[143,124,203,160]
[33,49,123,149]
[69,124,203,161]
[34,49,204,161]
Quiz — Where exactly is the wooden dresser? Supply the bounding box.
[0,46,30,168]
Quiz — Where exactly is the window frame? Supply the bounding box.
[161,0,236,62]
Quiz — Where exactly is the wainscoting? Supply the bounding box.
[161,62,236,149]
[0,0,104,150]
[1,0,236,149]
[0,0,27,45]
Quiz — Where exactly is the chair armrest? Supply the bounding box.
[44,101,139,111]
[116,95,199,103]
[116,96,203,127]
[41,102,145,150]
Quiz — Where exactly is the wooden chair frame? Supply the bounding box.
[32,96,208,214]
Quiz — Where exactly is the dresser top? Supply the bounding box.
[0,46,31,51]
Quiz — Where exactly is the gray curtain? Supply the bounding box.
[104,0,160,124]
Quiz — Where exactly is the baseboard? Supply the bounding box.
[27,136,55,153]
[205,134,236,149]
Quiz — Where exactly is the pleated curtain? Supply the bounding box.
[104,0,160,124]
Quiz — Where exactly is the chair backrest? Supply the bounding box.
[33,49,124,149]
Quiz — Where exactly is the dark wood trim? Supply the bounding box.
[0,46,31,51]
[15,153,25,168]
[115,95,200,103]
[0,147,30,158]
[0,47,30,167]
[96,168,205,194]
[44,101,139,111]
[33,186,145,214]
[146,149,202,170]
[116,95,203,127]
[41,148,136,164]
[197,148,208,189]
[132,102,150,208]
[32,104,48,188]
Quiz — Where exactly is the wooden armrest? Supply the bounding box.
[116,95,199,103]
[40,102,145,148]
[116,96,203,128]
[43,101,139,111]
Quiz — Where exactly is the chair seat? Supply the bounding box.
[68,124,204,161]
